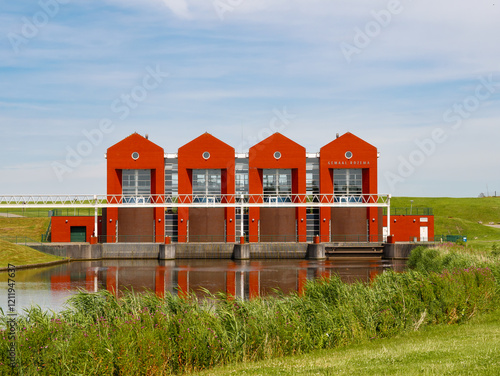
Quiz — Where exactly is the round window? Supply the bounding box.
[345,151,353,159]
[202,151,210,160]
[132,152,140,160]
[274,151,282,160]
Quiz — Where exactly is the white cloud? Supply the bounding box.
[160,0,192,19]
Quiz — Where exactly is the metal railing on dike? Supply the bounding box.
[0,208,101,218]
[0,208,53,218]
[433,235,467,243]
[383,207,434,216]
[0,236,44,246]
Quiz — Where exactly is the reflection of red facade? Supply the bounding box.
[50,274,71,291]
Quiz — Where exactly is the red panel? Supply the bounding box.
[106,133,165,243]
[320,133,378,242]
[51,216,101,243]
[248,133,306,242]
[383,215,435,242]
[177,133,236,243]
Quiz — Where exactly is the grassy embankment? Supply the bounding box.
[0,239,62,269]
[0,217,49,242]
[0,217,62,268]
[391,197,500,249]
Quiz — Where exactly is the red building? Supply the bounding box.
[51,132,434,244]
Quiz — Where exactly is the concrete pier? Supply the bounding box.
[233,244,250,260]
[306,243,326,260]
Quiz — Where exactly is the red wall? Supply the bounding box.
[248,133,307,242]
[319,133,379,242]
[383,215,435,242]
[106,133,165,242]
[177,133,236,242]
[51,216,100,243]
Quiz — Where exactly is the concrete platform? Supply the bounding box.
[27,242,432,261]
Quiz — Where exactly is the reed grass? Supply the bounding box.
[1,245,498,375]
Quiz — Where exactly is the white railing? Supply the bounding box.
[0,194,390,208]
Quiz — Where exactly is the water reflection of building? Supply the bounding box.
[47,260,388,299]
[50,132,434,244]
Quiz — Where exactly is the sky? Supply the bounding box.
[1,0,499,197]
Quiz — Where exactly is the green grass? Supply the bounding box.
[195,308,500,376]
[0,217,50,241]
[392,197,500,242]
[0,239,62,268]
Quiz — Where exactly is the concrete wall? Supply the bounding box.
[33,241,430,261]
[249,243,308,259]
[175,243,234,259]
[383,242,433,259]
[31,243,103,259]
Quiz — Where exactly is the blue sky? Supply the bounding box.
[1,0,499,197]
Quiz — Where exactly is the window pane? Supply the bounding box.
[192,169,221,196]
[263,169,291,195]
[334,169,362,195]
[122,169,151,197]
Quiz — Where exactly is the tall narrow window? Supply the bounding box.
[306,158,320,197]
[165,160,178,196]
[235,158,249,195]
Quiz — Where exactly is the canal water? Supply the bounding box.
[0,259,405,314]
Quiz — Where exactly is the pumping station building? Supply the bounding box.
[46,131,434,249]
